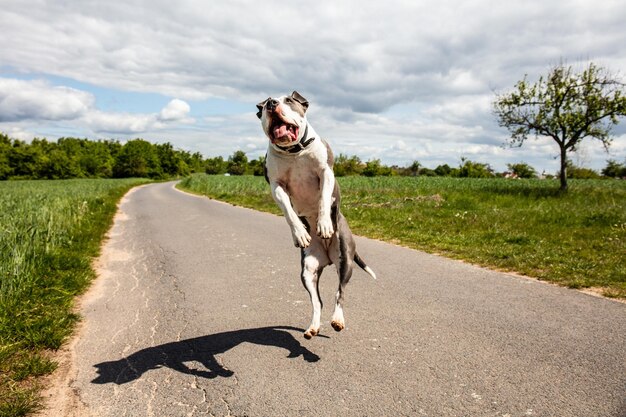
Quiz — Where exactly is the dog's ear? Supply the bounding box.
[291,91,309,111]
[256,98,270,119]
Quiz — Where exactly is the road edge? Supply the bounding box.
[35,185,146,416]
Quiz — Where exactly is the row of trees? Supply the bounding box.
[0,134,202,180]
[204,151,625,179]
[330,155,625,179]
[1,133,624,181]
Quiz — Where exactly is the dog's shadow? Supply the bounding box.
[91,326,323,384]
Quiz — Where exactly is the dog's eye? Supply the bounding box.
[285,97,293,103]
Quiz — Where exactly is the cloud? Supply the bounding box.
[1,1,625,172]
[0,78,93,122]
[2,126,35,141]
[4,0,624,109]
[83,111,159,134]
[0,77,195,134]
[158,99,191,122]
[85,100,194,134]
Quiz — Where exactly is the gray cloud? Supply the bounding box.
[1,0,625,171]
[4,1,625,107]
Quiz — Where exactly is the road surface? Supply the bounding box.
[47,182,625,416]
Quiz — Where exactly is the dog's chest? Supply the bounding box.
[270,154,324,216]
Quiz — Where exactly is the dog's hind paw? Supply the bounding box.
[303,328,319,339]
[330,320,344,332]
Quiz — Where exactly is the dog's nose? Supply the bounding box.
[267,99,279,111]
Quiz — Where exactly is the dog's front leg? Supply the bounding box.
[271,182,311,248]
[317,166,335,238]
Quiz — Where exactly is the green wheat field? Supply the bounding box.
[0,179,147,416]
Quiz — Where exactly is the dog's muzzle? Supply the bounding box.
[268,108,299,144]
[266,99,279,112]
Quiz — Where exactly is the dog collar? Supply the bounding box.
[275,125,315,154]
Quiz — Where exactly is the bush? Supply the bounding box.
[602,160,626,178]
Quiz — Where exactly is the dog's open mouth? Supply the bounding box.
[270,116,299,143]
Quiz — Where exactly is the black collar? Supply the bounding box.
[275,125,315,154]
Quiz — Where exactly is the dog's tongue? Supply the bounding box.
[273,124,289,138]
[273,123,297,142]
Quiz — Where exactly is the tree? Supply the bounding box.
[602,159,626,178]
[494,62,626,190]
[157,143,189,177]
[364,159,393,176]
[507,162,537,179]
[458,158,494,178]
[434,164,452,176]
[56,137,86,178]
[80,140,115,178]
[418,167,436,176]
[333,154,363,176]
[565,160,600,179]
[248,155,266,176]
[38,148,75,179]
[180,151,205,173]
[0,133,13,180]
[408,161,421,176]
[113,139,162,178]
[227,150,248,175]
[205,156,226,175]
[8,139,43,178]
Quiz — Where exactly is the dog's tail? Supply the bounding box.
[354,252,377,280]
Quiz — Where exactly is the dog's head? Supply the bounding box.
[257,91,309,147]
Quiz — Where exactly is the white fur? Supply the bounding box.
[263,105,335,246]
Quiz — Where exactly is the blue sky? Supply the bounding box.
[1,0,626,173]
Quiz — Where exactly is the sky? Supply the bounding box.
[1,0,626,174]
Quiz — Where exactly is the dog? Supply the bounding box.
[257,91,376,339]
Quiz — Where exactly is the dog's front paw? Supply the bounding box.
[317,217,334,239]
[292,227,312,248]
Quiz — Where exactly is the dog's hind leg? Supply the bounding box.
[301,240,330,339]
[329,223,356,332]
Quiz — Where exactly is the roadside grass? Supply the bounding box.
[0,178,148,416]
[178,175,626,299]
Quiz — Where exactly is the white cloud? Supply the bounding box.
[158,99,191,122]
[0,78,93,122]
[0,77,195,135]
[3,126,35,141]
[83,111,159,134]
[84,99,194,134]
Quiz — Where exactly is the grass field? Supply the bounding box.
[179,175,626,299]
[0,178,148,416]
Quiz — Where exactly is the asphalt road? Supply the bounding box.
[54,181,625,417]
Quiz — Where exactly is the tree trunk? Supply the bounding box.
[559,145,568,191]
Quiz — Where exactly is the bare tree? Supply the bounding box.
[493,62,626,190]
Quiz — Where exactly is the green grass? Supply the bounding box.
[179,175,626,299]
[0,178,148,416]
